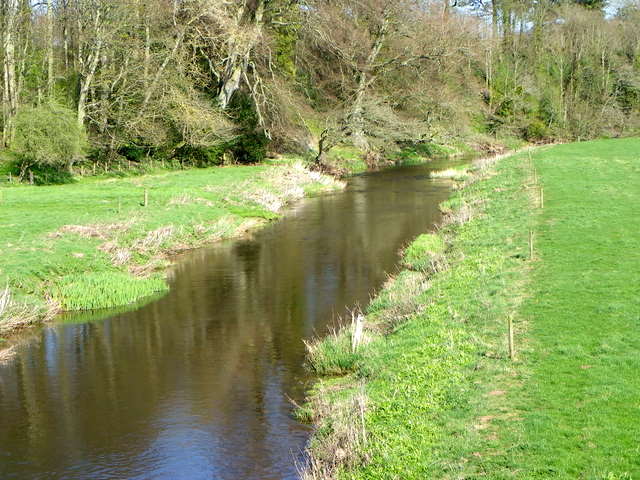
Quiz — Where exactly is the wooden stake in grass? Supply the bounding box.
[529,229,534,260]
[352,313,364,353]
[540,186,544,208]
[508,315,516,361]
[143,188,149,207]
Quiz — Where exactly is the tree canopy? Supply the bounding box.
[0,0,638,174]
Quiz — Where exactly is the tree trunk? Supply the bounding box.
[348,11,390,151]
[77,9,103,128]
[144,23,150,85]
[47,0,55,97]
[2,0,19,146]
[217,0,265,110]
[141,28,185,109]
[492,0,499,39]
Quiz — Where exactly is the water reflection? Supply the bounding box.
[0,159,462,479]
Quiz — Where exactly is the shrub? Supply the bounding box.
[28,163,75,185]
[523,119,551,142]
[175,144,225,167]
[11,104,88,173]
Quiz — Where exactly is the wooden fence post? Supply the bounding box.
[508,315,515,361]
[529,230,534,260]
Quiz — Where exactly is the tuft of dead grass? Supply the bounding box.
[431,168,469,180]
[367,271,431,333]
[132,225,175,252]
[0,287,51,340]
[168,194,214,207]
[0,287,11,326]
[301,385,369,480]
[50,221,133,240]
[211,162,346,214]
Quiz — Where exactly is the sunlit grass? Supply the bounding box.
[402,233,445,271]
[53,272,168,311]
[0,160,342,331]
[304,138,640,479]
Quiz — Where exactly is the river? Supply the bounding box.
[0,158,464,479]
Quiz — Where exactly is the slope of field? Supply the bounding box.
[304,138,639,480]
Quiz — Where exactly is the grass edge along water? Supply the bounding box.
[300,138,640,479]
[0,160,345,337]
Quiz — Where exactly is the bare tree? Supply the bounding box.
[2,0,20,144]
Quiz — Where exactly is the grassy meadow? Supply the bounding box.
[303,138,640,479]
[0,160,343,334]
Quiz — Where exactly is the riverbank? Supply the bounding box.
[302,138,640,478]
[0,159,344,338]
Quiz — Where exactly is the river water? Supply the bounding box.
[0,158,462,479]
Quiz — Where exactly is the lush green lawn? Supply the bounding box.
[305,138,639,479]
[0,160,342,332]
[463,139,640,478]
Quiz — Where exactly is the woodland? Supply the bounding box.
[0,0,639,181]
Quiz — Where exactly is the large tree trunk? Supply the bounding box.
[217,0,265,110]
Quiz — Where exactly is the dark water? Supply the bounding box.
[0,159,462,480]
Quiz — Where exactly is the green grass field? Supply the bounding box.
[304,138,640,479]
[460,139,640,478]
[0,160,343,334]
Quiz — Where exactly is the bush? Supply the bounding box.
[28,163,75,185]
[523,119,551,142]
[11,104,88,173]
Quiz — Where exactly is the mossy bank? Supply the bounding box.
[301,138,640,479]
[0,160,344,337]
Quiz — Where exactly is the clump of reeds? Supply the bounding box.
[442,200,477,226]
[366,271,432,332]
[0,287,43,338]
[53,272,168,311]
[304,310,371,376]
